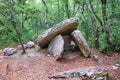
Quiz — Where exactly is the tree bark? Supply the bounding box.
[57,0,60,22]
[10,0,26,53]
[47,35,64,60]
[86,0,103,27]
[101,0,111,47]
[71,30,91,58]
[86,0,99,48]
[65,0,70,18]
[110,0,115,36]
[41,0,49,28]
[35,18,79,48]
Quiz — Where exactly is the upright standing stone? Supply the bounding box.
[47,35,64,60]
[71,30,91,57]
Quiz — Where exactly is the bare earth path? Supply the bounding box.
[0,49,120,80]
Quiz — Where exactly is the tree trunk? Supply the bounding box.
[47,35,64,60]
[11,20,26,54]
[41,0,49,28]
[73,2,75,16]
[35,18,79,48]
[65,0,70,18]
[10,0,26,54]
[71,30,91,58]
[110,0,115,37]
[57,0,60,22]
[101,0,111,47]
[86,0,99,48]
[95,27,99,48]
[86,0,103,27]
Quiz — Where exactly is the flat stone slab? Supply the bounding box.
[48,66,109,80]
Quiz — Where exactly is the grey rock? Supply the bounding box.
[3,47,17,56]
[47,35,64,60]
[115,64,120,67]
[35,45,41,52]
[93,55,99,62]
[17,45,27,50]
[112,65,119,70]
[63,35,71,51]
[26,41,35,48]
[97,77,105,80]
[71,30,91,57]
[48,66,108,80]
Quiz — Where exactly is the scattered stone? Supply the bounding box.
[112,65,119,70]
[35,45,41,52]
[115,64,120,67]
[48,66,108,80]
[26,41,35,48]
[47,35,64,60]
[17,45,27,50]
[93,55,99,62]
[3,47,17,56]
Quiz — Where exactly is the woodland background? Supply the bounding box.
[0,0,120,53]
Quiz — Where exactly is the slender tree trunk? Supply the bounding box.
[89,14,99,48]
[11,21,26,53]
[81,14,90,40]
[101,0,111,47]
[39,17,43,28]
[110,0,115,36]
[86,0,103,27]
[41,0,49,28]
[86,0,99,48]
[57,0,60,22]
[21,12,23,32]
[74,4,81,16]
[65,0,69,18]
[95,27,99,48]
[10,0,26,53]
[73,2,75,16]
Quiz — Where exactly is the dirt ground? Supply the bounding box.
[0,48,120,80]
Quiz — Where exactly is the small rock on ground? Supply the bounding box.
[3,47,17,56]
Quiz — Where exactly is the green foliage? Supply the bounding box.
[0,0,120,54]
[112,26,120,51]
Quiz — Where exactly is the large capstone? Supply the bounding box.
[35,18,79,48]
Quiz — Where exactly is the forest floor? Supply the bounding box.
[0,48,120,80]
